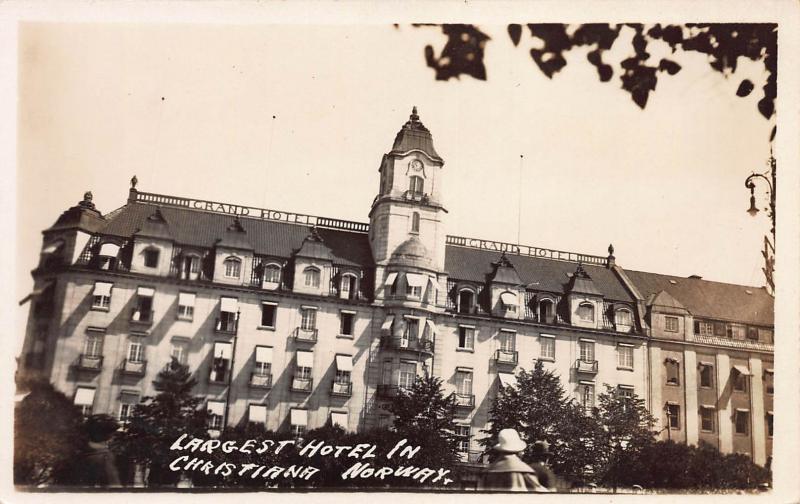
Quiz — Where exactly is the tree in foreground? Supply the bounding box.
[115,358,209,487]
[14,379,87,486]
[482,360,601,486]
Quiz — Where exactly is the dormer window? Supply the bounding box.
[179,253,201,280]
[223,257,241,279]
[97,242,120,270]
[264,264,281,285]
[143,248,160,268]
[578,303,595,322]
[303,267,321,288]
[458,289,475,314]
[409,176,424,196]
[500,291,517,313]
[411,212,420,233]
[538,299,555,323]
[340,273,358,300]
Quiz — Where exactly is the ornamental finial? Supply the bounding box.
[410,106,419,122]
[608,244,614,256]
[131,175,138,189]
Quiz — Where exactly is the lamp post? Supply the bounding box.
[744,153,776,295]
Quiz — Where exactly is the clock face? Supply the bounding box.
[409,159,424,173]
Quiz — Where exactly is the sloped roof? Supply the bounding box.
[648,290,687,311]
[445,246,635,302]
[625,270,773,326]
[101,203,373,268]
[566,264,602,297]
[390,107,442,162]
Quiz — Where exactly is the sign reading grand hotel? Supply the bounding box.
[135,191,608,265]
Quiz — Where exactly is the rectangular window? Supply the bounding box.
[255,346,273,376]
[667,403,680,429]
[406,285,422,297]
[764,369,774,395]
[405,318,419,341]
[581,382,595,413]
[296,350,313,379]
[290,408,308,437]
[74,387,96,417]
[747,326,759,341]
[144,248,159,268]
[381,359,392,385]
[700,407,715,432]
[734,409,749,435]
[177,292,195,320]
[458,326,474,350]
[456,425,471,452]
[727,324,746,340]
[207,401,225,430]
[499,330,515,352]
[84,334,104,358]
[579,340,595,362]
[249,404,267,425]
[300,307,317,331]
[128,338,144,363]
[665,316,679,332]
[540,335,555,360]
[618,385,634,400]
[695,321,714,336]
[92,282,113,310]
[578,304,594,322]
[331,412,349,430]
[398,361,416,389]
[699,363,714,388]
[732,366,749,393]
[261,302,277,328]
[171,340,189,366]
[766,412,773,438]
[340,311,355,336]
[617,344,633,369]
[665,359,680,385]
[456,370,473,396]
[119,392,139,424]
[758,328,774,343]
[210,342,232,382]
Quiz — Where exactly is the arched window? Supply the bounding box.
[538,299,555,323]
[264,263,281,284]
[411,212,420,233]
[340,273,358,299]
[458,289,475,314]
[223,257,241,278]
[409,176,424,195]
[304,267,321,288]
[615,309,632,327]
[578,303,595,322]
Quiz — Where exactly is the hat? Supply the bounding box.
[532,440,551,456]
[493,428,527,453]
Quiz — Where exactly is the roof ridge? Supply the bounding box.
[626,268,768,291]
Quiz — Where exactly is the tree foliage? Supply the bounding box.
[14,380,87,486]
[417,23,776,123]
[115,358,209,487]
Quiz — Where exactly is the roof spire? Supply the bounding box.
[410,106,419,122]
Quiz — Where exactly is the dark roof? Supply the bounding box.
[566,264,602,297]
[445,245,635,302]
[101,203,374,268]
[391,236,433,269]
[625,270,773,326]
[46,192,106,234]
[390,107,442,162]
[489,254,523,285]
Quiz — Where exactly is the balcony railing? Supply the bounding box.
[576,359,599,374]
[380,335,434,354]
[455,394,475,408]
[331,381,353,397]
[495,349,519,365]
[76,354,103,372]
[403,190,426,202]
[291,376,313,393]
[215,316,238,335]
[249,372,273,389]
[120,359,146,376]
[130,309,154,325]
[293,327,318,343]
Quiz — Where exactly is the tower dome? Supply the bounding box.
[389,106,442,162]
[389,236,433,269]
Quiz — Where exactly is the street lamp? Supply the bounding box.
[744,153,776,295]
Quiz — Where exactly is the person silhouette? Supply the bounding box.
[481,428,549,492]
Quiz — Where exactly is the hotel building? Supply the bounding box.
[18,108,774,476]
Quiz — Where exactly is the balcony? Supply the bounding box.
[130,309,154,326]
[380,335,434,354]
[209,368,231,384]
[293,327,318,344]
[495,349,518,366]
[120,359,146,376]
[291,376,313,393]
[377,384,413,399]
[215,316,238,335]
[455,394,475,409]
[76,354,103,372]
[331,381,353,397]
[575,359,599,374]
[249,372,273,389]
